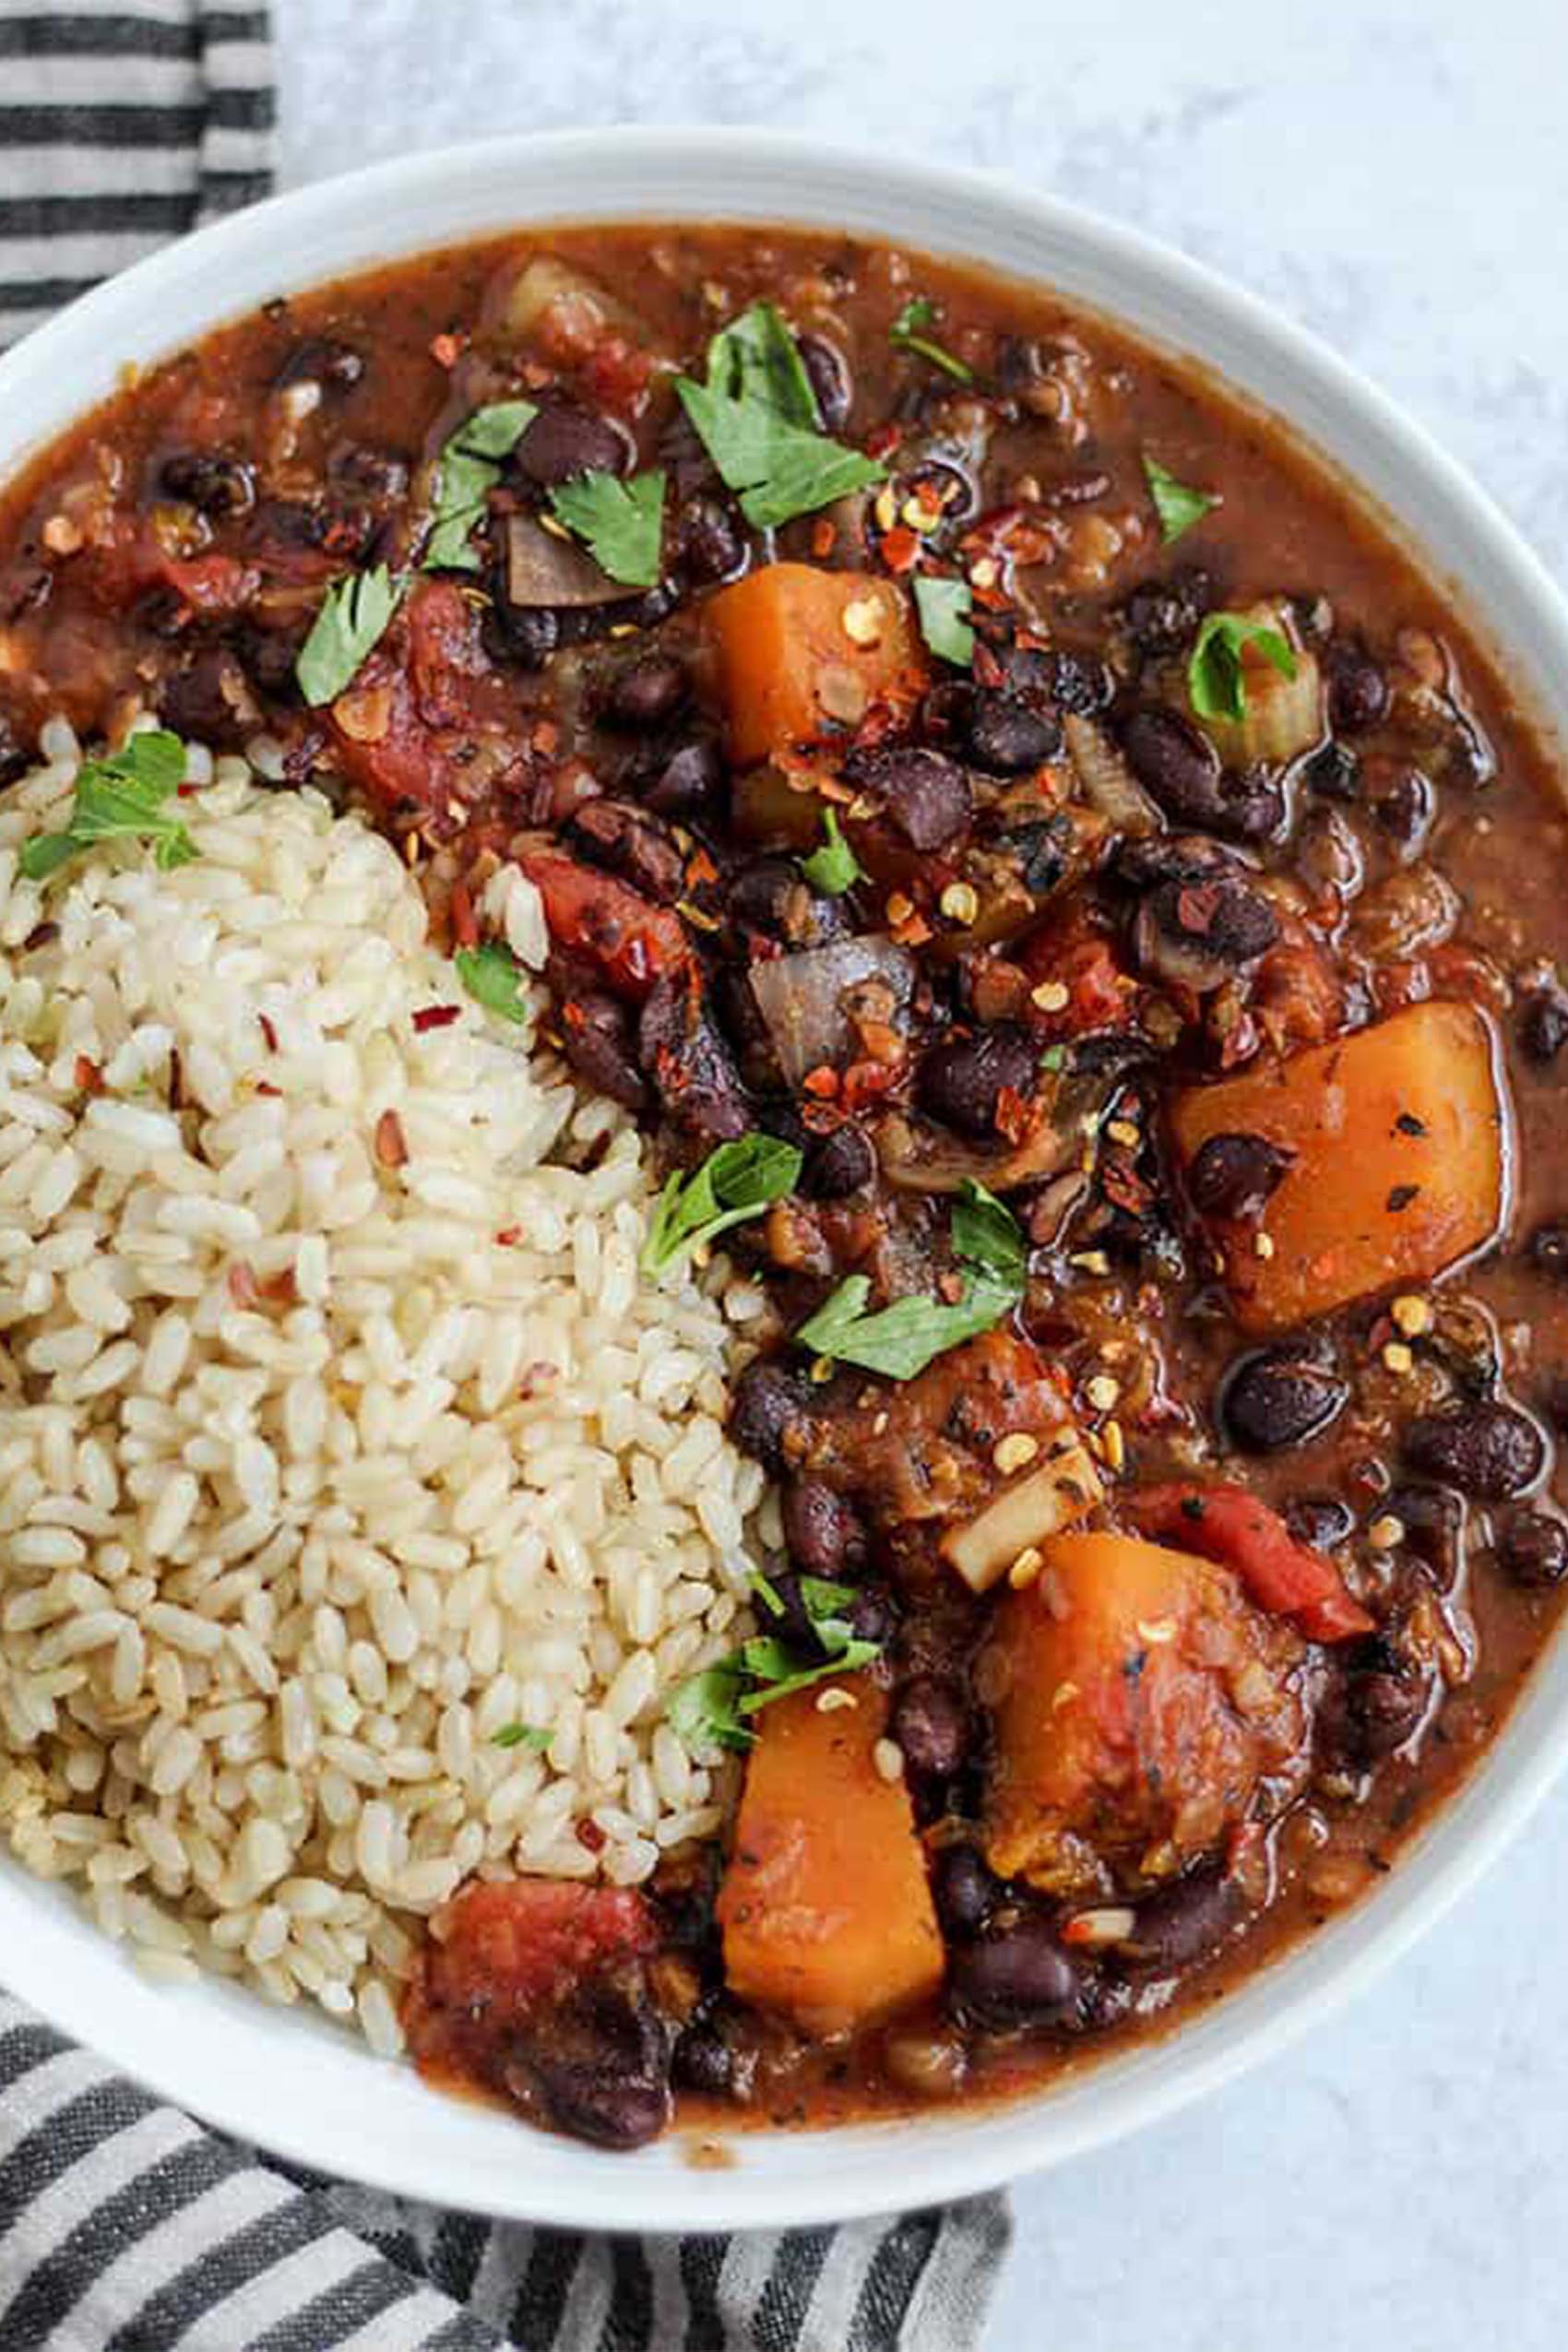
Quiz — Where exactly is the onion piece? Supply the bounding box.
[500,255,648,348]
[505,515,631,610]
[942,1440,1105,1592]
[1063,713,1160,837]
[749,937,914,1087]
[1190,602,1324,767]
[873,1107,1080,1196]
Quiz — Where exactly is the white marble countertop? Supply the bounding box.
[275,4,1568,2342]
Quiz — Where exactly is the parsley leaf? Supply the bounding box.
[295,564,403,707]
[793,1269,1018,1381]
[640,1134,803,1282]
[890,295,973,385]
[491,1723,552,1751]
[913,575,975,668]
[799,807,862,896]
[1142,454,1218,543]
[1188,611,1299,723]
[668,1575,884,1754]
[422,398,538,572]
[20,731,195,882]
[455,939,529,1025]
[675,301,884,529]
[547,468,666,588]
[951,1178,1027,1290]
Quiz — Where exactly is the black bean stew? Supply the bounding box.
[4,225,1566,2148]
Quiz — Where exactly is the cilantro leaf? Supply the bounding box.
[455,939,529,1025]
[1142,454,1218,544]
[890,295,973,385]
[1188,611,1299,723]
[491,1723,552,1750]
[20,731,195,881]
[675,301,884,529]
[793,1268,1019,1381]
[640,1134,803,1282]
[295,564,403,707]
[422,398,538,573]
[799,807,862,896]
[952,1178,1027,1290]
[667,1574,885,1754]
[913,575,975,668]
[547,468,666,588]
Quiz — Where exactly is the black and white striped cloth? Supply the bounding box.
[0,7,1011,2345]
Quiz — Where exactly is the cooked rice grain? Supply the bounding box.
[0,750,768,2049]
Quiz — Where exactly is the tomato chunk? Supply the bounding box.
[1127,1482,1373,1643]
[518,846,690,1000]
[421,1878,658,2028]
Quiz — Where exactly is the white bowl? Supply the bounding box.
[2,127,1565,2235]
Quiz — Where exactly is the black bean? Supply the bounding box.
[329,445,410,501]
[1518,988,1568,1064]
[159,450,255,518]
[1382,1483,1465,1585]
[729,1358,814,1477]
[1134,873,1279,991]
[1402,1403,1546,1499]
[274,335,365,393]
[638,971,752,1142]
[1325,1658,1426,1764]
[533,2066,670,2149]
[1037,649,1113,716]
[796,332,853,433]
[1498,1509,1568,1589]
[646,740,724,819]
[802,1123,874,1199]
[1121,566,1211,655]
[951,1917,1085,2027]
[601,654,690,732]
[677,495,746,585]
[1187,1131,1294,1220]
[781,1478,867,1580]
[1220,1348,1348,1453]
[966,692,1062,774]
[156,647,259,747]
[917,1024,1039,1138]
[890,1676,969,1785]
[1120,1867,1246,1970]
[0,713,28,790]
[1529,1220,1568,1279]
[1121,706,1224,820]
[1301,740,1362,802]
[513,402,633,488]
[843,746,971,852]
[671,2021,736,2098]
[567,798,686,903]
[1324,637,1390,734]
[727,855,849,949]
[932,1846,999,1941]
[1284,1493,1356,1551]
[558,992,649,1111]
[1372,766,1436,857]
[488,600,558,669]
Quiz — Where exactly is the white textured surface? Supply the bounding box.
[266,7,1568,2342]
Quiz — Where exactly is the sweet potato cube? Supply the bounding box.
[983,1532,1305,1897]
[1169,1001,1507,1335]
[705,564,919,766]
[717,1679,944,2031]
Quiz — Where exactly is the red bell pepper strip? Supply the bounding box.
[1127,1481,1374,1644]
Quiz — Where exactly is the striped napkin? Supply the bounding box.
[0,7,1011,2346]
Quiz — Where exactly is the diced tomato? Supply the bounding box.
[422,1879,658,2028]
[1127,1481,1373,1644]
[156,552,259,615]
[518,846,690,1000]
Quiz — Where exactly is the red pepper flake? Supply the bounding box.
[258,1266,299,1305]
[576,1818,607,1854]
[864,422,904,462]
[374,1109,410,1169]
[530,719,560,757]
[802,1064,840,1099]
[447,878,480,950]
[840,1060,901,1112]
[685,847,719,889]
[495,1225,522,1246]
[227,1262,262,1311]
[74,1055,104,1095]
[254,1081,281,1098]
[412,1004,460,1033]
[257,1013,279,1052]
[877,526,921,574]
[994,1084,1035,1147]
[811,517,837,559]
[429,330,466,368]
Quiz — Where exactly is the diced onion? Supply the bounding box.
[942,1442,1105,1592]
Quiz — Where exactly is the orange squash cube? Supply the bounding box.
[717,1678,944,2032]
[1169,1000,1507,1335]
[705,564,920,767]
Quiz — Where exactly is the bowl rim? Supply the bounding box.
[2,124,1567,2235]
